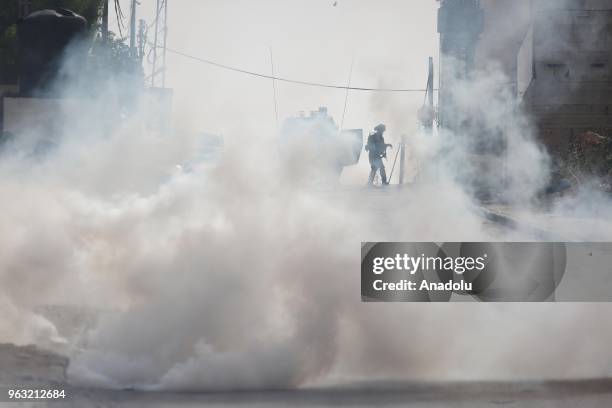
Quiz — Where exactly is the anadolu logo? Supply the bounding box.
[361,242,567,302]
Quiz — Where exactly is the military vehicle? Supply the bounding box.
[279,107,363,183]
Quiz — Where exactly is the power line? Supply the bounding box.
[114,0,126,38]
[163,47,436,93]
[147,0,166,30]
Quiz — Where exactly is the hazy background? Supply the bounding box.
[119,0,439,177]
[1,0,612,394]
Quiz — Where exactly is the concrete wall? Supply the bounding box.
[0,96,102,156]
[519,0,612,153]
[2,97,66,136]
[475,0,531,79]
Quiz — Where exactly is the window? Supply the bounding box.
[546,63,570,78]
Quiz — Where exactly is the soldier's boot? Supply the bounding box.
[368,167,377,185]
[380,166,389,185]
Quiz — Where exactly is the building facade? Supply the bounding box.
[518,0,612,155]
[438,0,612,157]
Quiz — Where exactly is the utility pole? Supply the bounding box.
[426,56,434,118]
[151,0,169,88]
[415,56,436,183]
[137,19,146,62]
[269,48,279,130]
[161,0,168,87]
[101,0,109,44]
[417,57,435,131]
[130,0,137,57]
[151,0,160,86]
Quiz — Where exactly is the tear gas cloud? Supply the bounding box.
[1,0,612,392]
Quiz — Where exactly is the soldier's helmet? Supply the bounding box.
[374,124,386,132]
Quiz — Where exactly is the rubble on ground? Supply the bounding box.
[563,131,612,192]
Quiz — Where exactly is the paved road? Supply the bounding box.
[4,187,611,407]
[3,380,612,407]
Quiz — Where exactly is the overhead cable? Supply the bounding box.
[163,47,437,93]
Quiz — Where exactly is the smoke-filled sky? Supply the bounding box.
[116,0,438,138]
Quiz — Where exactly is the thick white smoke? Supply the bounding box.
[1,0,612,393]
